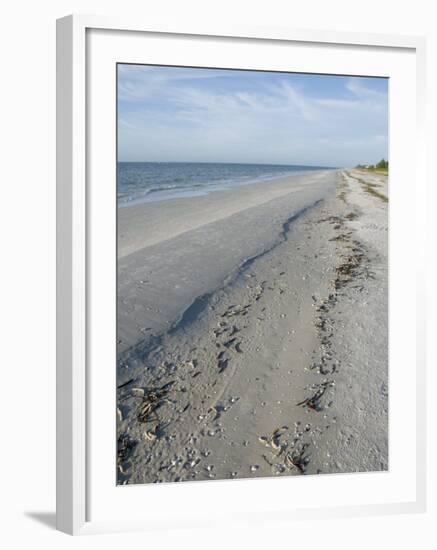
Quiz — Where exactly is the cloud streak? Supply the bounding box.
[118,66,388,167]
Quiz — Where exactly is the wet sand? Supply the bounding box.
[117,169,388,484]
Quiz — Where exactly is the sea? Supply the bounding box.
[117,162,333,206]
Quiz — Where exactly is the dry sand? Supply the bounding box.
[117,169,388,484]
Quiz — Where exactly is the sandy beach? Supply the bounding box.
[117,169,388,484]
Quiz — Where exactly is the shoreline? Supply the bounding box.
[118,169,336,257]
[117,170,337,361]
[117,169,388,484]
[117,165,336,208]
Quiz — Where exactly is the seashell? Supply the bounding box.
[185,459,200,469]
[144,430,157,441]
[271,439,281,451]
[272,426,288,438]
[273,464,286,474]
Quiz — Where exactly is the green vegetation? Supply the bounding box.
[355,158,389,175]
[376,159,388,171]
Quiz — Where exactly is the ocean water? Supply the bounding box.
[117,162,332,206]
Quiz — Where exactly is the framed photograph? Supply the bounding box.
[56,15,427,535]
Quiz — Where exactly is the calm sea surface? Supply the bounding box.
[117,162,333,206]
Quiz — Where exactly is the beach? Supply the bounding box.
[117,169,388,484]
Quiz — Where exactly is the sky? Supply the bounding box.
[117,64,388,167]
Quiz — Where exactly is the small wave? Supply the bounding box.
[147,182,206,195]
[117,163,333,206]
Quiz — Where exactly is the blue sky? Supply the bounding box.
[118,64,388,167]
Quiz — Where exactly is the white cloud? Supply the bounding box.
[118,65,236,101]
[118,69,388,166]
[346,77,386,98]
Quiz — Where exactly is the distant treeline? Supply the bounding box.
[355,159,389,172]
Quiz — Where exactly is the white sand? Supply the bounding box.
[117,171,336,360]
[118,170,331,257]
[117,169,388,483]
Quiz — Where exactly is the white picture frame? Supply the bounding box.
[56,14,427,535]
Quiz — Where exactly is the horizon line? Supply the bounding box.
[117,160,342,169]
